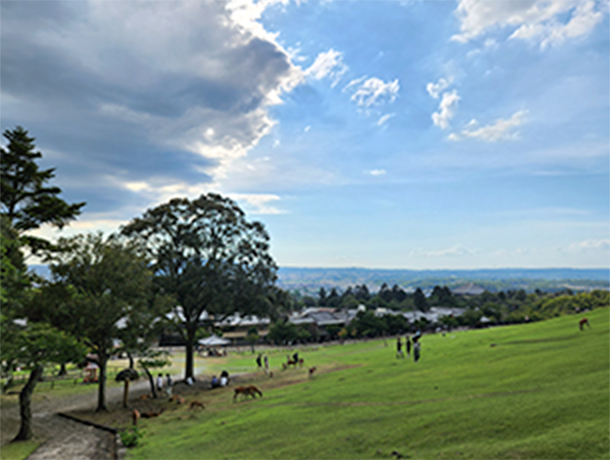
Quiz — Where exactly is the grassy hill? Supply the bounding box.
[126,308,608,459]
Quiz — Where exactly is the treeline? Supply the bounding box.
[291,283,609,326]
[265,288,608,345]
[293,283,451,311]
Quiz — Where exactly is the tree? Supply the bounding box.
[1,126,85,252]
[121,194,278,380]
[318,287,327,305]
[1,223,84,439]
[414,288,429,312]
[246,327,259,353]
[34,233,152,411]
[267,319,298,345]
[7,322,85,441]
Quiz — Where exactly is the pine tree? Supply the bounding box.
[1,126,85,252]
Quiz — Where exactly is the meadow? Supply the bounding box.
[123,307,609,459]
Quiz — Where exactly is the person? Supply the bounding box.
[186,376,194,386]
[413,338,421,363]
[396,337,404,358]
[256,353,262,368]
[264,355,269,373]
[405,336,412,357]
[292,351,299,363]
[156,373,163,392]
[211,375,220,389]
[220,370,229,387]
[165,373,173,396]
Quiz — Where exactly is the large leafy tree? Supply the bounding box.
[33,233,152,411]
[121,193,278,380]
[1,126,85,252]
[1,217,86,441]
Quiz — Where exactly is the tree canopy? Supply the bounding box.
[34,233,153,411]
[1,126,85,252]
[121,193,278,379]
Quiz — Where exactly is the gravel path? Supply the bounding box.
[2,380,152,460]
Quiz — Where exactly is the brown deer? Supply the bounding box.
[308,367,317,377]
[140,409,165,418]
[233,385,263,401]
[189,400,205,410]
[132,409,141,426]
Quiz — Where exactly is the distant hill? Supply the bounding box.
[277,267,610,294]
[30,264,609,294]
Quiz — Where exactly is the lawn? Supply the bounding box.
[124,307,608,459]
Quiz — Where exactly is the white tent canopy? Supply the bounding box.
[198,335,230,346]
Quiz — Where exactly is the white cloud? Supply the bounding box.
[377,113,395,126]
[368,169,387,176]
[569,239,610,251]
[345,77,400,108]
[431,90,460,129]
[304,49,348,87]
[426,77,452,99]
[450,110,527,141]
[452,0,606,48]
[229,193,286,215]
[410,244,478,258]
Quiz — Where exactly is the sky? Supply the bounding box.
[1,0,609,270]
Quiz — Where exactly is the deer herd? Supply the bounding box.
[131,355,317,426]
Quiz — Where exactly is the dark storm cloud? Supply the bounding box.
[1,0,299,220]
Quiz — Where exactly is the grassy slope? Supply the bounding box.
[130,308,609,459]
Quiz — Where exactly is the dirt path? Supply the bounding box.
[2,379,152,459]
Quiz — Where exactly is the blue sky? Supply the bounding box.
[1,0,608,269]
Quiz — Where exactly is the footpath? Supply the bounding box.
[2,379,152,460]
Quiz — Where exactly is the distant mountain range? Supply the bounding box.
[29,264,609,294]
[276,267,610,294]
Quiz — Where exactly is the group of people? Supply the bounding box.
[396,332,422,362]
[255,353,270,373]
[211,370,230,388]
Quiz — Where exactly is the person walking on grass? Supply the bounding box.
[405,335,412,357]
[264,355,269,373]
[165,373,173,397]
[256,353,263,369]
[396,337,404,358]
[156,373,164,392]
[413,337,421,363]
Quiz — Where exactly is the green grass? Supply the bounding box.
[0,440,39,460]
[127,308,609,459]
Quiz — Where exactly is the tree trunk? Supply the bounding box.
[123,380,130,408]
[141,363,157,398]
[185,328,196,380]
[14,365,43,441]
[57,362,67,376]
[96,352,108,412]
[127,352,134,369]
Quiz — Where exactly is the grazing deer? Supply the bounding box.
[140,408,165,418]
[169,395,185,404]
[189,400,205,410]
[579,318,591,330]
[233,385,263,401]
[139,394,152,400]
[308,367,317,377]
[132,408,141,426]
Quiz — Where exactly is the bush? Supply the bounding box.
[120,427,143,448]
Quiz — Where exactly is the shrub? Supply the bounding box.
[120,427,143,448]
